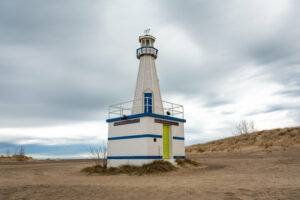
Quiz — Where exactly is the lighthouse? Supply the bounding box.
[106,32,186,167]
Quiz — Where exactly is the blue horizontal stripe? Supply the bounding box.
[108,156,163,159]
[173,136,184,140]
[173,156,185,159]
[108,134,162,140]
[106,113,186,123]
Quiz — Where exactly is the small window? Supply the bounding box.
[146,39,149,46]
[153,138,157,142]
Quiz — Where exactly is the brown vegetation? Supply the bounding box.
[175,158,201,167]
[0,146,33,161]
[81,160,177,175]
[0,155,33,161]
[186,126,300,153]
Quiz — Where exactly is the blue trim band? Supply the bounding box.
[173,136,184,140]
[108,155,185,159]
[108,134,162,140]
[108,156,163,159]
[106,113,186,123]
[173,156,185,159]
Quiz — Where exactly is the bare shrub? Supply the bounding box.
[12,145,31,161]
[233,120,257,136]
[19,145,25,156]
[6,148,10,157]
[89,141,107,168]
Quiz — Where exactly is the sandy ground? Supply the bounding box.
[0,146,300,200]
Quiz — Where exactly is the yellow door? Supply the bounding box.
[163,125,170,159]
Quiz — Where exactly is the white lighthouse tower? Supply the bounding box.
[132,34,163,115]
[106,32,186,167]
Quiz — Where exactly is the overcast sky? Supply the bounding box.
[0,0,299,157]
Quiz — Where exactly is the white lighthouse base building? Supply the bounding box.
[107,115,185,167]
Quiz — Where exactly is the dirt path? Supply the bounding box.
[0,146,300,200]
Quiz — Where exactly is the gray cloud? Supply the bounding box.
[0,0,137,126]
[0,0,299,137]
[246,104,300,116]
[157,0,300,124]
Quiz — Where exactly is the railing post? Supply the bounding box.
[120,103,122,117]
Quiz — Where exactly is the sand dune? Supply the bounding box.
[187,126,300,153]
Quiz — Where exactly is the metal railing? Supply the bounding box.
[108,98,184,119]
[136,47,158,58]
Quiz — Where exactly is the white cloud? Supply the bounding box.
[157,25,204,64]
[0,121,108,145]
[29,153,90,160]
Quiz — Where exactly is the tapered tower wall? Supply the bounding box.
[132,35,163,115]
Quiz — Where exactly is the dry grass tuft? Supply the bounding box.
[175,158,201,167]
[0,155,33,161]
[12,154,33,161]
[186,126,300,153]
[0,145,33,161]
[81,160,176,175]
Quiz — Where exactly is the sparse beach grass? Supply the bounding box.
[0,155,33,161]
[81,158,202,175]
[81,160,177,175]
[175,157,201,167]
